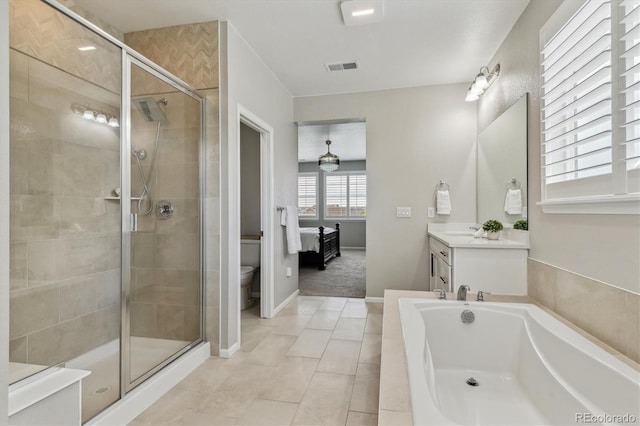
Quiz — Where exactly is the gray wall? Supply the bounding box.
[220,22,298,349]
[295,84,477,297]
[241,123,261,236]
[298,160,366,248]
[477,0,639,294]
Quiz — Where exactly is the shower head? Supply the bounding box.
[132,97,167,122]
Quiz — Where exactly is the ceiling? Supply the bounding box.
[73,0,530,97]
[298,122,366,162]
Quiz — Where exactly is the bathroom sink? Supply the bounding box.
[442,231,475,236]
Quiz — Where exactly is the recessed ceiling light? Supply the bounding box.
[352,8,375,17]
[340,1,384,26]
[78,46,96,51]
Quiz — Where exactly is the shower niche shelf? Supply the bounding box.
[104,197,142,201]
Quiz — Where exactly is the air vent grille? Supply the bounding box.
[325,61,359,72]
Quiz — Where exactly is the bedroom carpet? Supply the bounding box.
[299,249,366,298]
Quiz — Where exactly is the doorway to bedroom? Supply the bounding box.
[297,120,367,298]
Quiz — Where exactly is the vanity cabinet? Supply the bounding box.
[428,225,528,296]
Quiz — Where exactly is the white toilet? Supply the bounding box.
[240,239,260,310]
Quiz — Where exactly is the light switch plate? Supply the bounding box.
[427,207,435,218]
[396,207,411,218]
[286,267,292,277]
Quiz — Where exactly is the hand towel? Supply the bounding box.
[436,190,452,215]
[280,206,302,255]
[504,189,523,215]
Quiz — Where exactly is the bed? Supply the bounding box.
[299,224,341,270]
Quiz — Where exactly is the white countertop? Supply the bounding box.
[428,223,530,249]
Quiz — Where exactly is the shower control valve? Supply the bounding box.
[156,200,174,220]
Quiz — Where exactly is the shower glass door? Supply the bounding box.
[124,57,203,390]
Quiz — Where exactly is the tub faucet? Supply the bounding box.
[457,285,470,301]
[433,289,447,300]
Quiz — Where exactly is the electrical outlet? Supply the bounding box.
[396,207,411,218]
[286,267,292,277]
[427,207,435,218]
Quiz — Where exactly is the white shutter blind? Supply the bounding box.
[325,175,348,217]
[348,174,367,217]
[297,174,317,217]
[541,0,613,195]
[620,0,640,194]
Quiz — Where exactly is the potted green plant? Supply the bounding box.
[482,219,503,240]
[513,220,528,231]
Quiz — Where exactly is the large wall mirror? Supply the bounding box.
[477,93,528,226]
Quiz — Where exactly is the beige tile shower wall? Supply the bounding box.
[528,259,640,364]
[126,23,220,354]
[9,0,121,94]
[129,90,202,343]
[9,49,121,369]
[125,22,219,91]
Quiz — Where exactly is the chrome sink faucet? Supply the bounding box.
[457,285,470,301]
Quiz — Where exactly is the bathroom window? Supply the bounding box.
[298,172,319,219]
[539,0,639,214]
[325,172,367,218]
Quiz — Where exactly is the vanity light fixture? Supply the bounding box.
[319,140,340,172]
[340,0,384,26]
[71,103,119,127]
[465,64,500,102]
[78,45,96,51]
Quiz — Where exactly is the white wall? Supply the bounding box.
[219,22,298,350]
[477,0,640,294]
[295,84,477,297]
[1,0,9,421]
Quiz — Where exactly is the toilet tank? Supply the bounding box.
[241,239,261,267]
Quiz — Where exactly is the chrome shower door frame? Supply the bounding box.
[121,54,206,394]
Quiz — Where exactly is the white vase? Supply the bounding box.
[487,231,500,240]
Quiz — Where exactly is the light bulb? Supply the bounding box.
[82,109,95,120]
[108,117,119,127]
[96,113,107,124]
[470,83,484,96]
[475,74,489,90]
[465,91,479,102]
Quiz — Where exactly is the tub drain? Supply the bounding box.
[466,377,479,387]
[94,386,111,394]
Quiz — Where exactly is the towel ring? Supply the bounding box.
[506,178,521,190]
[437,180,450,191]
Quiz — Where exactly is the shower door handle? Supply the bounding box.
[131,213,138,232]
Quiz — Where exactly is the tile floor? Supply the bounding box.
[130,296,384,425]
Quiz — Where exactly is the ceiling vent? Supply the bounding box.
[325,61,359,72]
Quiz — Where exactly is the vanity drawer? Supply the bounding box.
[430,237,451,263]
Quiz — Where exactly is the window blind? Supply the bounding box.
[621,0,640,194]
[325,175,348,217]
[541,0,613,187]
[348,174,367,217]
[297,174,318,217]
[325,172,367,218]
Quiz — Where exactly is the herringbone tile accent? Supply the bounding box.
[10,0,121,94]
[125,22,219,91]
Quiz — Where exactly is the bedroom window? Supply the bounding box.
[298,172,318,219]
[325,172,367,218]
[539,0,639,214]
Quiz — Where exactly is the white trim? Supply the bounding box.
[218,342,240,359]
[537,194,640,214]
[0,0,10,421]
[365,296,384,304]
[273,289,300,316]
[87,343,210,426]
[342,246,366,250]
[237,105,276,322]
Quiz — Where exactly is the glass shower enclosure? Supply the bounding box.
[8,0,204,421]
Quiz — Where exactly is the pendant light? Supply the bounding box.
[318,139,340,172]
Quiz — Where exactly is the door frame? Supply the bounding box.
[237,106,275,323]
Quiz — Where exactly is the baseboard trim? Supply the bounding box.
[342,246,365,250]
[88,342,210,426]
[219,342,239,359]
[273,289,300,316]
[365,297,384,304]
